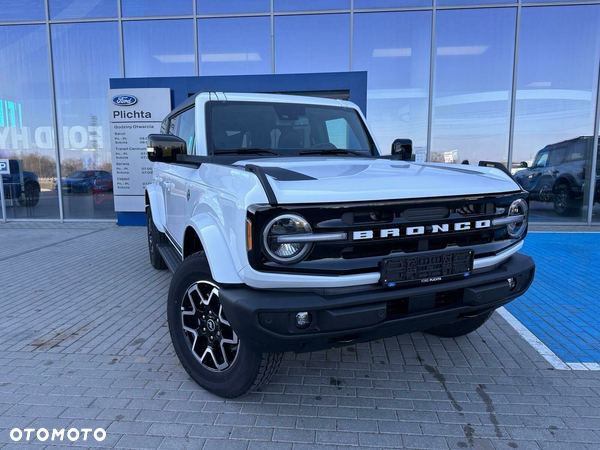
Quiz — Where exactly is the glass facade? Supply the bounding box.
[430,8,516,165]
[51,21,121,219]
[123,20,195,77]
[1,0,600,225]
[0,25,58,219]
[274,14,350,74]
[512,5,600,223]
[198,17,271,76]
[353,11,431,154]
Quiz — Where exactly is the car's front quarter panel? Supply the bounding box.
[146,182,166,233]
[185,163,269,284]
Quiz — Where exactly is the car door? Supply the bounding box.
[151,117,174,237]
[537,148,566,201]
[164,107,197,247]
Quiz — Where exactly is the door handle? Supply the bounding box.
[165,182,175,190]
[155,176,163,183]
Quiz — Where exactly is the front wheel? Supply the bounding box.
[553,184,580,216]
[18,181,40,207]
[425,311,493,338]
[167,252,282,398]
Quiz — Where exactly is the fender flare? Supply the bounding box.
[553,175,576,192]
[145,184,166,233]
[183,215,243,285]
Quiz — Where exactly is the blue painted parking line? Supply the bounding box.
[505,232,600,365]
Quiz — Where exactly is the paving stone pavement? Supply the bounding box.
[506,233,600,364]
[1,223,600,450]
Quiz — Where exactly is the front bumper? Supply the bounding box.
[220,253,535,353]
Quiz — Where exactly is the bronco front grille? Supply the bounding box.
[247,192,527,275]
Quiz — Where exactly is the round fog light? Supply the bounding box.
[295,312,312,329]
[507,277,516,291]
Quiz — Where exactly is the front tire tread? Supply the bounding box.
[248,352,284,392]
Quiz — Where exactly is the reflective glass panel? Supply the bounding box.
[353,11,431,155]
[0,0,45,22]
[51,22,121,219]
[354,0,431,8]
[50,0,117,19]
[438,0,513,6]
[124,20,195,77]
[511,5,600,223]
[122,0,192,17]
[274,14,350,74]
[197,0,269,15]
[430,8,516,166]
[198,17,271,76]
[274,0,349,12]
[0,25,59,219]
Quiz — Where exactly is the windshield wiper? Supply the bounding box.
[299,149,364,157]
[215,148,282,156]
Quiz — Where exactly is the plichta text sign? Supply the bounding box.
[108,88,171,213]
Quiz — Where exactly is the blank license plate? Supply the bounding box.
[380,250,474,287]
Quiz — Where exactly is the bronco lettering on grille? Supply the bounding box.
[352,220,491,240]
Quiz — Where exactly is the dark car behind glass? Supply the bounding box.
[514,136,599,215]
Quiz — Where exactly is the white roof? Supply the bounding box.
[208,92,351,108]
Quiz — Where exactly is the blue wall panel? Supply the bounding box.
[110,71,368,116]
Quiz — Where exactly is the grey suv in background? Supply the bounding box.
[514,136,599,216]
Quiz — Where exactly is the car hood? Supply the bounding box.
[233,157,521,204]
[513,168,533,178]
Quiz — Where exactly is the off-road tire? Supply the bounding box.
[147,206,167,270]
[17,181,40,207]
[553,184,580,216]
[425,311,493,338]
[167,252,282,398]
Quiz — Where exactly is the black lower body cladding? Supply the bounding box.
[219,253,535,353]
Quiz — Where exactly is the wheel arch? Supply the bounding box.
[183,226,204,259]
[183,216,243,285]
[145,184,166,233]
[552,175,576,193]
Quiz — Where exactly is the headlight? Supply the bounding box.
[262,214,313,264]
[506,198,528,238]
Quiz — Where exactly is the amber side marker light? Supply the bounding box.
[246,219,253,251]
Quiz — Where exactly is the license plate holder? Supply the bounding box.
[380,249,474,287]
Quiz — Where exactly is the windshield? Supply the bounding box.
[207,101,376,156]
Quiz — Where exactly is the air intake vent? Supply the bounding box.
[455,203,494,216]
[403,207,449,222]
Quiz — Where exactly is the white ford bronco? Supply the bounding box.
[145,92,535,398]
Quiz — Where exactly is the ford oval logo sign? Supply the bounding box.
[112,94,137,106]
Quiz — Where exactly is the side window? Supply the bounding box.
[533,150,548,168]
[565,143,586,162]
[548,148,565,166]
[174,108,196,155]
[168,115,178,135]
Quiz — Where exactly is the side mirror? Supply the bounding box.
[520,161,528,168]
[391,138,413,161]
[147,134,186,163]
